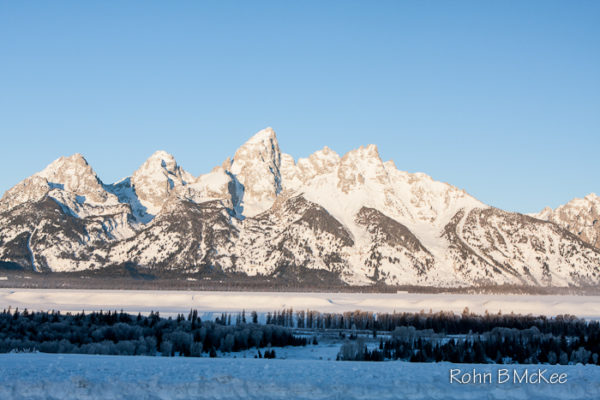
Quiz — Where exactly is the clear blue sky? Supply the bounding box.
[1,1,598,213]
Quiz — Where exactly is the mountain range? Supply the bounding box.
[1,128,599,287]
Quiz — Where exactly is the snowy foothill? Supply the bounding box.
[0,353,598,400]
[1,289,600,319]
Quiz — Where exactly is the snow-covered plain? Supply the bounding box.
[0,353,598,400]
[1,289,600,318]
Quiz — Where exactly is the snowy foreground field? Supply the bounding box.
[2,289,600,318]
[1,353,598,400]
[2,289,600,399]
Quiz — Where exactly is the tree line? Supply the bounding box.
[0,308,306,357]
[265,307,597,337]
[338,325,600,365]
[2,306,598,364]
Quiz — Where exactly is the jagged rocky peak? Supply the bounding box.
[337,144,388,193]
[587,193,600,201]
[37,153,112,204]
[341,144,381,164]
[279,146,342,191]
[535,193,600,249]
[0,153,117,213]
[298,146,341,179]
[536,206,554,220]
[0,175,51,213]
[381,160,485,224]
[228,127,283,217]
[133,150,190,181]
[130,150,194,215]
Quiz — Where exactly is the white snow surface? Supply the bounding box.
[1,289,600,319]
[0,353,598,400]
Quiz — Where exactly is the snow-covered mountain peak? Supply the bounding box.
[0,175,51,213]
[228,128,282,217]
[231,128,281,167]
[38,153,93,182]
[584,193,599,202]
[536,206,554,220]
[130,150,194,216]
[383,160,397,170]
[341,144,380,160]
[39,153,88,172]
[135,150,188,178]
[340,144,382,165]
[243,126,277,145]
[0,153,134,243]
[337,144,388,194]
[534,193,600,249]
[364,144,380,157]
[285,146,342,188]
[145,150,178,171]
[306,146,341,166]
[34,153,116,205]
[543,193,600,216]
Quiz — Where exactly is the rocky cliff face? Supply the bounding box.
[534,194,600,250]
[1,128,599,287]
[129,150,195,217]
[227,127,283,217]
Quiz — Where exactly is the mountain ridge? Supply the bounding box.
[1,128,599,288]
[533,193,600,250]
